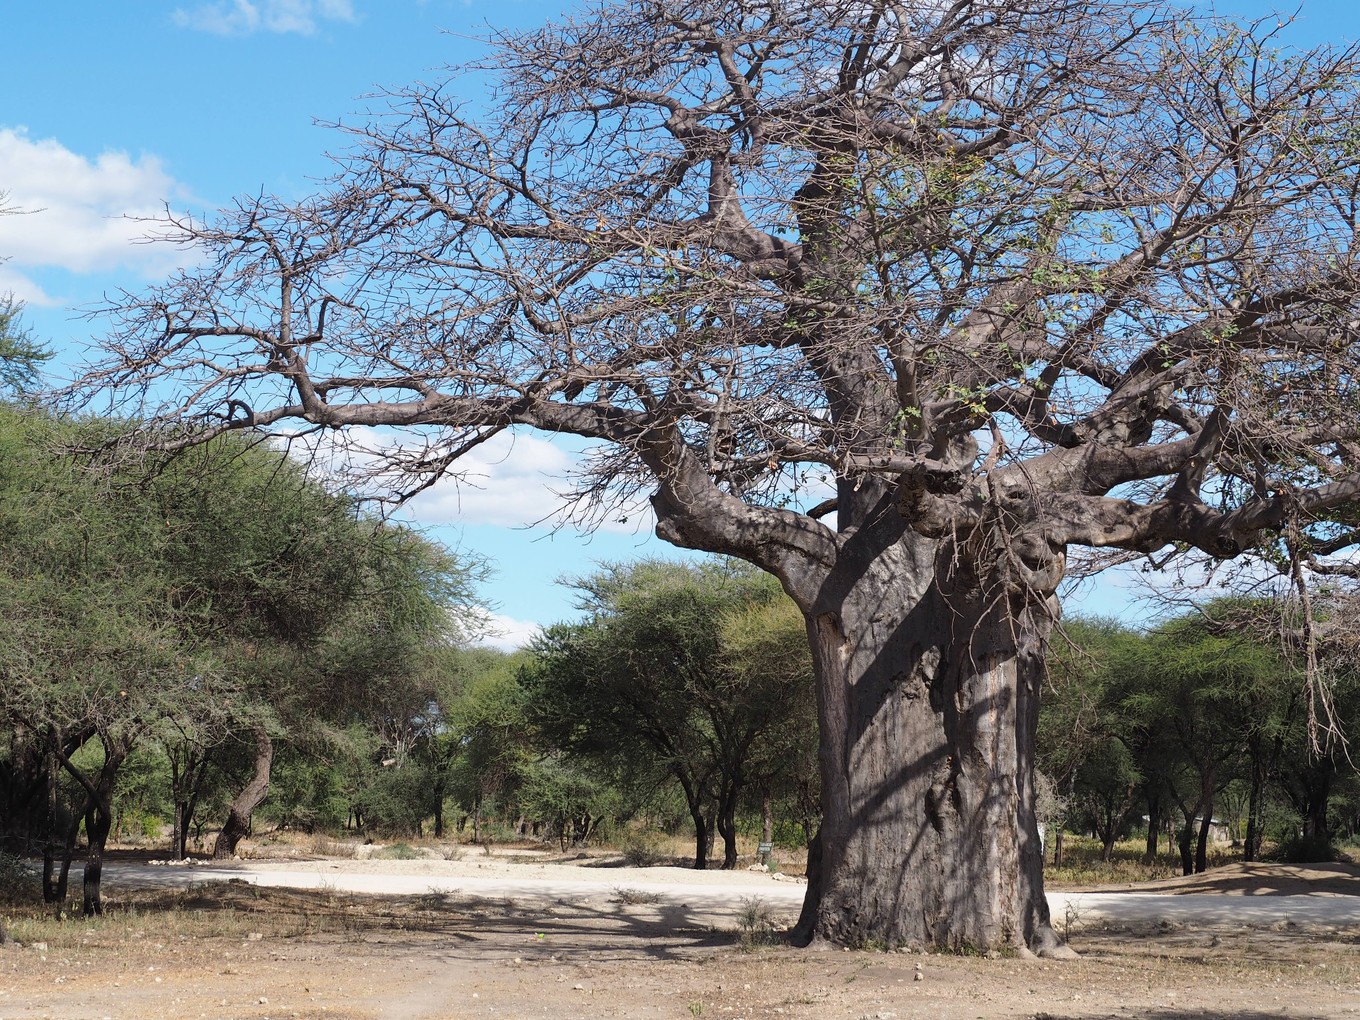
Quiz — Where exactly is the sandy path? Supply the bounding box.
[103,856,1360,929]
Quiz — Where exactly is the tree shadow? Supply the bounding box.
[92,881,768,964]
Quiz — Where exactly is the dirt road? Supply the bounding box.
[3,855,1360,1020]
[104,856,1360,929]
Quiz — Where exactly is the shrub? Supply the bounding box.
[1273,833,1335,864]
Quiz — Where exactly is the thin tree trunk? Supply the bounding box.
[1194,768,1217,874]
[1195,808,1213,874]
[1244,738,1267,862]
[80,742,130,917]
[689,804,709,870]
[1176,806,1197,876]
[675,775,709,870]
[760,789,774,867]
[42,760,78,906]
[716,781,741,870]
[46,732,129,918]
[43,811,79,908]
[212,726,273,860]
[82,799,112,917]
[1303,770,1332,842]
[1143,787,1162,863]
[171,749,212,859]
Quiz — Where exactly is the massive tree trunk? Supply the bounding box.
[212,726,273,859]
[788,533,1063,955]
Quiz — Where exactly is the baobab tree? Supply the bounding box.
[74,0,1360,953]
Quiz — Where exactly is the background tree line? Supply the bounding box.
[0,400,485,914]
[0,397,825,908]
[1,296,1355,915]
[1040,598,1360,875]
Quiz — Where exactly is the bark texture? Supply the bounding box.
[213,727,273,860]
[790,528,1059,952]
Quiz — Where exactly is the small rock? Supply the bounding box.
[914,971,924,982]
[259,996,269,1004]
[573,983,586,991]
[247,932,264,941]
[31,941,48,952]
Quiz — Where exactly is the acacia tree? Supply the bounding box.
[718,593,819,853]
[523,559,788,869]
[0,407,217,914]
[75,1,1360,952]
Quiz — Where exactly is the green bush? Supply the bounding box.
[376,842,423,860]
[619,829,668,867]
[0,853,37,909]
[1273,833,1334,864]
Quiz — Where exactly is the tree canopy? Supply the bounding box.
[521,559,811,869]
[0,406,485,906]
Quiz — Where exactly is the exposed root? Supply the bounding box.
[1030,924,1080,960]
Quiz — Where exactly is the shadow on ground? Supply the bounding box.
[101,881,762,965]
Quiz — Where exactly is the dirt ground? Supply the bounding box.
[3,852,1360,1020]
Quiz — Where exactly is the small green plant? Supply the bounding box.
[688,999,704,1016]
[735,896,780,949]
[1062,898,1084,940]
[619,830,667,868]
[612,887,661,905]
[376,842,423,860]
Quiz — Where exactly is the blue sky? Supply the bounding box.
[2,0,1354,647]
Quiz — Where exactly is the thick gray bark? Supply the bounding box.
[787,527,1063,955]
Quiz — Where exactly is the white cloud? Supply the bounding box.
[293,425,655,536]
[172,0,357,36]
[407,431,656,536]
[0,127,191,291]
[475,612,542,652]
[0,264,56,308]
